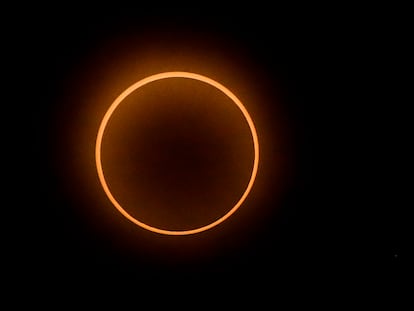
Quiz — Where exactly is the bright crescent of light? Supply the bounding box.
[95,72,259,235]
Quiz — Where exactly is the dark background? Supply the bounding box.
[7,4,405,298]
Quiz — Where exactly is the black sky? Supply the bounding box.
[6,4,404,298]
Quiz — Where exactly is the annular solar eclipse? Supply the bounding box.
[95,71,259,235]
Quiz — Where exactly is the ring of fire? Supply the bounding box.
[95,72,259,235]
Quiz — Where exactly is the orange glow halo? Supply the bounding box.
[95,72,259,235]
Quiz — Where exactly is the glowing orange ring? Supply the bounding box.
[96,72,259,235]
